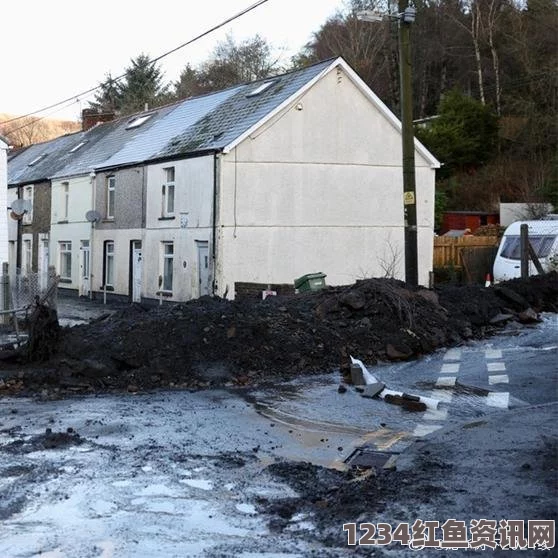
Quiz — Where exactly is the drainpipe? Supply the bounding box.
[212,152,219,296]
[16,186,22,271]
[89,171,96,300]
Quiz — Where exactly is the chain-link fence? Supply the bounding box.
[0,267,59,330]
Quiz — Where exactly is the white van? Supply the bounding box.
[493,220,558,282]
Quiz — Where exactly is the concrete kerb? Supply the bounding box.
[392,401,558,473]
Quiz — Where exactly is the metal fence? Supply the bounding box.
[0,266,59,328]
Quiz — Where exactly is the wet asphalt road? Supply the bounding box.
[0,310,556,557]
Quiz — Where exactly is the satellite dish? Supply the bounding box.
[11,199,32,216]
[85,210,101,223]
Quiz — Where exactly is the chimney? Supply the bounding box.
[82,108,116,131]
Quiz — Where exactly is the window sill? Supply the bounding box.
[59,278,72,284]
[158,216,175,221]
[156,291,173,297]
[57,220,68,224]
[103,218,115,223]
[100,285,115,291]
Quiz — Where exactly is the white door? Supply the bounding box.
[197,241,210,297]
[80,240,90,296]
[38,237,49,291]
[132,242,142,303]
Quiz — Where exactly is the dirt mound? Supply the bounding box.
[1,274,557,396]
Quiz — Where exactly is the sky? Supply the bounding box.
[3,0,347,122]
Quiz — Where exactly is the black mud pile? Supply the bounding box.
[1,273,557,395]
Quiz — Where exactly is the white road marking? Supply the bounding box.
[436,376,457,387]
[440,362,460,374]
[487,361,506,372]
[413,424,444,437]
[488,374,509,385]
[486,392,510,409]
[485,349,503,360]
[443,349,461,361]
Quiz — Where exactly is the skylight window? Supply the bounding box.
[126,113,154,129]
[27,154,47,166]
[246,81,275,97]
[69,140,88,153]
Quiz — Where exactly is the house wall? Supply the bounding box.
[143,155,214,301]
[87,167,146,299]
[0,141,8,267]
[19,181,51,272]
[92,228,143,296]
[50,175,93,292]
[216,66,436,296]
[95,167,145,229]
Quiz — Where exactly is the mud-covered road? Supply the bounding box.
[1,314,557,556]
[0,275,557,556]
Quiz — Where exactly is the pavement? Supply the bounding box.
[56,294,129,327]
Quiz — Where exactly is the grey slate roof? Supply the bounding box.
[152,59,334,159]
[8,58,336,185]
[8,132,83,185]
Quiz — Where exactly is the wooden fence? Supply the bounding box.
[433,236,500,284]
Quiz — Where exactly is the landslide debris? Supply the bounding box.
[1,273,557,396]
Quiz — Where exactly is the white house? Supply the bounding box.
[7,57,439,302]
[140,58,439,301]
[0,136,8,268]
[215,59,438,295]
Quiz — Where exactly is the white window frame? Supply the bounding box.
[106,176,115,219]
[162,167,175,217]
[62,182,69,221]
[161,241,174,292]
[22,236,33,274]
[22,185,34,225]
[59,241,72,280]
[104,241,115,288]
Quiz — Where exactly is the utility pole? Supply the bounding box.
[398,0,418,286]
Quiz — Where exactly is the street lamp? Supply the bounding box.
[357,1,419,286]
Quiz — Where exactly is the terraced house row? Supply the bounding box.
[7,58,439,303]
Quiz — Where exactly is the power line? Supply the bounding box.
[2,0,269,127]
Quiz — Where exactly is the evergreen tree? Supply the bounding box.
[119,54,169,115]
[89,54,169,115]
[89,72,123,113]
[417,90,499,175]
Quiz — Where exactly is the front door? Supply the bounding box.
[132,241,142,303]
[197,241,210,297]
[80,240,90,297]
[38,236,49,291]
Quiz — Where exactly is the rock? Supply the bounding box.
[339,291,366,310]
[337,384,347,394]
[517,308,541,324]
[315,297,340,319]
[417,289,439,305]
[489,313,514,325]
[495,286,529,309]
[384,394,427,412]
[385,343,413,361]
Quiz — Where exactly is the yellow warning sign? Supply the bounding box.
[403,191,415,205]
